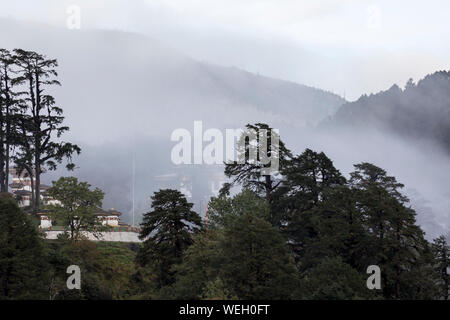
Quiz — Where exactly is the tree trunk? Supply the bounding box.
[265,174,272,201]
[33,70,41,214]
[5,146,9,192]
[29,170,35,213]
[34,165,40,214]
[444,246,449,300]
[0,140,5,192]
[5,99,11,193]
[0,79,5,193]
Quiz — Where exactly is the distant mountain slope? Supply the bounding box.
[0,19,345,144]
[0,18,346,222]
[325,71,450,151]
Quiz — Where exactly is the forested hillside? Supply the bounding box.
[326,71,450,152]
[0,18,346,143]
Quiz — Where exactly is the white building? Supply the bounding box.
[8,167,130,234]
[37,208,123,229]
[9,167,56,207]
[97,208,122,227]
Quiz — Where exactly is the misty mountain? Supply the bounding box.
[324,71,450,152]
[0,18,346,223]
[309,71,450,240]
[2,19,448,240]
[0,19,345,144]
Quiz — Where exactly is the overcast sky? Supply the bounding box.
[1,0,449,100]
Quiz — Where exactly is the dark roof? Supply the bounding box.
[9,182,24,189]
[13,190,32,196]
[9,167,47,176]
[36,207,122,217]
[37,210,51,216]
[107,209,122,216]
[94,208,122,216]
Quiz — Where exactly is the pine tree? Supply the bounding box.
[173,213,298,299]
[219,212,298,299]
[0,196,49,299]
[275,149,346,262]
[208,188,270,229]
[0,49,20,193]
[12,49,80,213]
[296,256,375,300]
[432,236,449,299]
[170,231,223,299]
[222,123,291,224]
[303,185,372,271]
[349,162,437,299]
[172,189,298,300]
[136,189,202,288]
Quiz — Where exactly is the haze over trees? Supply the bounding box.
[128,125,449,300]
[0,39,449,300]
[1,111,449,300]
[2,20,448,242]
[0,19,349,225]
